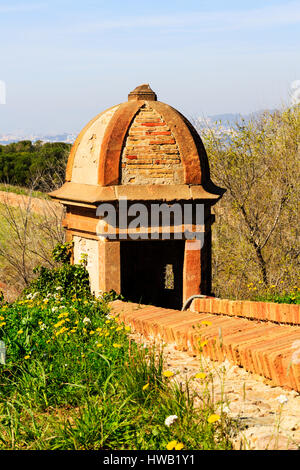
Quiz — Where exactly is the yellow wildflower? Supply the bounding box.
[17,329,23,335]
[96,343,102,348]
[24,355,31,360]
[166,440,178,450]
[142,383,149,391]
[175,442,184,450]
[163,370,174,378]
[54,319,65,328]
[113,343,122,348]
[58,312,69,319]
[89,330,95,335]
[55,326,69,336]
[201,320,212,326]
[200,340,208,348]
[125,326,131,332]
[0,322,6,327]
[195,372,207,380]
[207,414,220,424]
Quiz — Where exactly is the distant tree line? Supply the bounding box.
[0,140,71,191]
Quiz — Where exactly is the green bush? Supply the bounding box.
[0,242,235,450]
[0,294,235,450]
[24,242,91,300]
[254,287,300,304]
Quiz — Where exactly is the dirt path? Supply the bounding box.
[0,190,62,215]
[131,330,300,450]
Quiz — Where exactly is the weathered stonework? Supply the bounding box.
[71,105,120,185]
[50,84,225,309]
[73,236,99,296]
[120,103,184,185]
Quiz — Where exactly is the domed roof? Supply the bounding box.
[50,84,224,204]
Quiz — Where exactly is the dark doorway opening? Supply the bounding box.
[120,240,185,310]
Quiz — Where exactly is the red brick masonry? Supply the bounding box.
[110,300,300,392]
[190,297,300,326]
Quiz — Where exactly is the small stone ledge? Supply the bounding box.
[190,297,300,326]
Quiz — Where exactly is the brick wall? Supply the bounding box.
[120,103,184,185]
[190,297,300,326]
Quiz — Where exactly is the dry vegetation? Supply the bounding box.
[201,105,300,300]
[0,194,64,299]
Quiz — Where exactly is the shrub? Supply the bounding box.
[24,242,91,300]
[201,105,300,300]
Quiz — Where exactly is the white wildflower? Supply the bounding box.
[40,323,46,330]
[83,317,91,324]
[56,286,63,290]
[222,406,230,414]
[164,415,178,427]
[276,394,288,405]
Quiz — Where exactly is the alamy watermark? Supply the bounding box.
[0,81,6,104]
[291,80,300,106]
[96,197,205,250]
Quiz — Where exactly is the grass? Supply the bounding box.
[247,284,300,304]
[0,183,49,199]
[0,292,236,450]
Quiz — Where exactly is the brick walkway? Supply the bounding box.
[110,300,300,392]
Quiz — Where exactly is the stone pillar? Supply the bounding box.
[182,240,201,303]
[73,235,100,296]
[98,238,121,294]
[182,207,214,303]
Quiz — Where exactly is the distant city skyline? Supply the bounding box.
[0,108,277,144]
[0,0,299,134]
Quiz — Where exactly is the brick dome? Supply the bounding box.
[51,84,224,204]
[49,85,226,305]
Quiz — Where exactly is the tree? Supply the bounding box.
[199,106,300,299]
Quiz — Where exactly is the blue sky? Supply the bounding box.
[0,0,300,134]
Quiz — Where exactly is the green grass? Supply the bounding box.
[0,293,235,450]
[0,183,49,199]
[249,285,300,304]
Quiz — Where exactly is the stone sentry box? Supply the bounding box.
[50,84,225,309]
